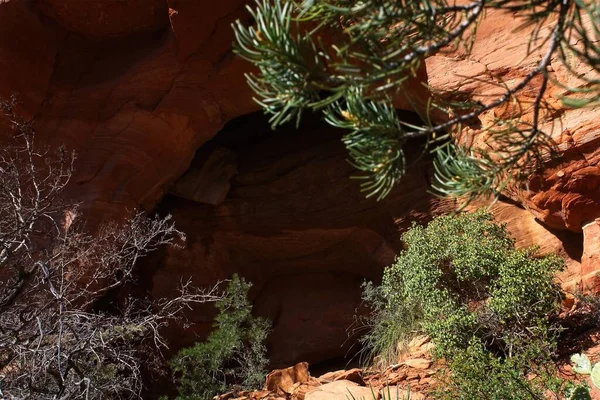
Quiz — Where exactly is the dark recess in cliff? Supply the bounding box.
[142,110,453,372]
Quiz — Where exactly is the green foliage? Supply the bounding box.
[567,386,592,400]
[383,211,564,359]
[233,0,600,202]
[434,339,565,400]
[326,87,407,199]
[363,211,566,399]
[569,352,600,398]
[170,275,270,400]
[356,281,423,367]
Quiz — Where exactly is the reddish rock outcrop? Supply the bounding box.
[427,6,600,291]
[149,117,455,367]
[304,380,373,400]
[0,0,599,369]
[0,0,258,225]
[1,2,597,231]
[0,0,433,228]
[428,8,600,234]
[0,1,60,118]
[581,219,600,294]
[265,362,311,396]
[37,0,169,39]
[469,200,584,291]
[214,334,438,400]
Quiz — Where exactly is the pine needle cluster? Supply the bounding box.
[233,0,600,202]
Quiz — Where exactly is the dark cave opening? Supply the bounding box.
[132,109,589,399]
[150,108,440,372]
[126,108,585,386]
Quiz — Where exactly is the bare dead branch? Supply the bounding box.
[0,99,222,400]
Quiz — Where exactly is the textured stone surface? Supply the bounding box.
[380,387,426,400]
[265,362,310,395]
[403,359,432,370]
[149,118,455,367]
[427,7,600,233]
[0,0,257,227]
[427,6,600,291]
[581,219,600,294]
[318,368,364,385]
[469,199,584,291]
[37,0,169,38]
[169,144,237,205]
[0,0,433,229]
[1,1,597,232]
[304,381,373,400]
[1,0,599,368]
[216,342,438,399]
[0,1,60,119]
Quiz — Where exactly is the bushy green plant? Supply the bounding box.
[356,281,423,367]
[170,275,270,400]
[363,211,566,399]
[384,211,564,359]
[436,339,565,400]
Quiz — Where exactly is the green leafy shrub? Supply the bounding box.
[384,211,564,359]
[356,281,423,367]
[435,339,565,400]
[363,211,566,399]
[170,275,270,400]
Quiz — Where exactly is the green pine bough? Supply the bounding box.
[232,0,600,202]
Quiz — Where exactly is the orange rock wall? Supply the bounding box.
[427,7,600,290]
[427,8,600,232]
[0,0,257,225]
[0,1,598,366]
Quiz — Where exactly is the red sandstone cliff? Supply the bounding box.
[0,0,598,367]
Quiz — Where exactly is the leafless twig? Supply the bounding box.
[0,98,222,399]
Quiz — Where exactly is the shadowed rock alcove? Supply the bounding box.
[146,111,453,368]
[138,110,584,372]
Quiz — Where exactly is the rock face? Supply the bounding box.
[0,0,432,227]
[304,381,373,400]
[214,335,438,400]
[468,199,584,291]
[427,6,600,292]
[149,116,455,367]
[581,219,600,294]
[427,7,600,233]
[0,0,258,225]
[265,362,311,396]
[0,1,60,118]
[37,0,169,39]
[0,0,598,369]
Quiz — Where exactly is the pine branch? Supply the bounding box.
[232,0,600,202]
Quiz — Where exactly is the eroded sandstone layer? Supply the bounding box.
[148,115,582,367]
[0,0,598,365]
